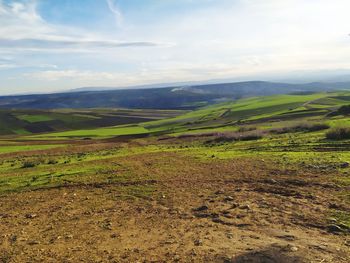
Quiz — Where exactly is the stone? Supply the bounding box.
[327,224,343,233]
[27,240,40,245]
[193,205,209,212]
[194,239,203,246]
[239,204,251,210]
[224,196,234,202]
[266,178,278,184]
[25,213,37,219]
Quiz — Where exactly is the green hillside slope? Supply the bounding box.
[31,91,350,139]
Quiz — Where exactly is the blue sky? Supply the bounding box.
[1,0,350,94]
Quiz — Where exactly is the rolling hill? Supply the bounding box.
[1,81,350,110]
[29,91,350,139]
[0,108,184,135]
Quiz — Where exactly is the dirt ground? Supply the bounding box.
[0,152,349,262]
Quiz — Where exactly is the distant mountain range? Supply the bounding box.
[0,81,350,110]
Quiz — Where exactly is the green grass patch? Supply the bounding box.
[0,144,65,154]
[16,114,55,123]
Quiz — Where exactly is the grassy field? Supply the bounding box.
[30,91,350,140]
[0,91,349,262]
[0,108,185,136]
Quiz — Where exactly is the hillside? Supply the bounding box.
[0,108,184,136]
[30,91,350,139]
[1,81,350,110]
[0,92,349,262]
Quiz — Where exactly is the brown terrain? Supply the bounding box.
[0,141,349,262]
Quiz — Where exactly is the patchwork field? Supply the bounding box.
[0,91,349,262]
[0,108,185,136]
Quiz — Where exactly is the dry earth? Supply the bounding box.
[0,151,349,262]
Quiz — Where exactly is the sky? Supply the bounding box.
[1,0,350,95]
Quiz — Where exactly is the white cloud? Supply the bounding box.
[0,0,163,52]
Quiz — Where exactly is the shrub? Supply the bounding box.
[177,132,222,139]
[237,126,257,132]
[21,161,36,169]
[209,130,264,143]
[270,123,329,134]
[326,127,350,140]
[47,159,58,165]
[336,105,350,115]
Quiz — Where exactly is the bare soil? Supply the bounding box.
[0,152,349,262]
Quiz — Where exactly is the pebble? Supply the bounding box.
[193,205,209,212]
[25,213,37,219]
[224,196,234,202]
[239,204,251,210]
[225,232,234,239]
[27,240,40,245]
[194,239,203,246]
[327,224,343,233]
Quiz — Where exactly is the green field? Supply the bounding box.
[0,108,185,136]
[29,91,350,139]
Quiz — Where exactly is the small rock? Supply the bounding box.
[215,190,224,195]
[338,223,350,230]
[290,246,299,252]
[25,213,37,219]
[230,203,239,209]
[164,239,176,245]
[327,224,343,233]
[194,239,203,246]
[223,257,233,263]
[9,235,17,243]
[265,178,278,184]
[224,196,234,202]
[193,205,209,212]
[282,244,298,252]
[328,218,338,224]
[173,255,181,261]
[329,203,340,209]
[225,232,234,239]
[27,240,40,245]
[239,204,251,210]
[276,235,296,241]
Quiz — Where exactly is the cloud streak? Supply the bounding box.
[0,0,163,53]
[0,38,162,50]
[106,0,123,27]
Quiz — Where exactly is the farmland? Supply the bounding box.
[0,91,349,262]
[0,108,185,136]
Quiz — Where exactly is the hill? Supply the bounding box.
[1,81,350,110]
[0,108,184,136]
[31,91,350,139]
[0,92,349,262]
